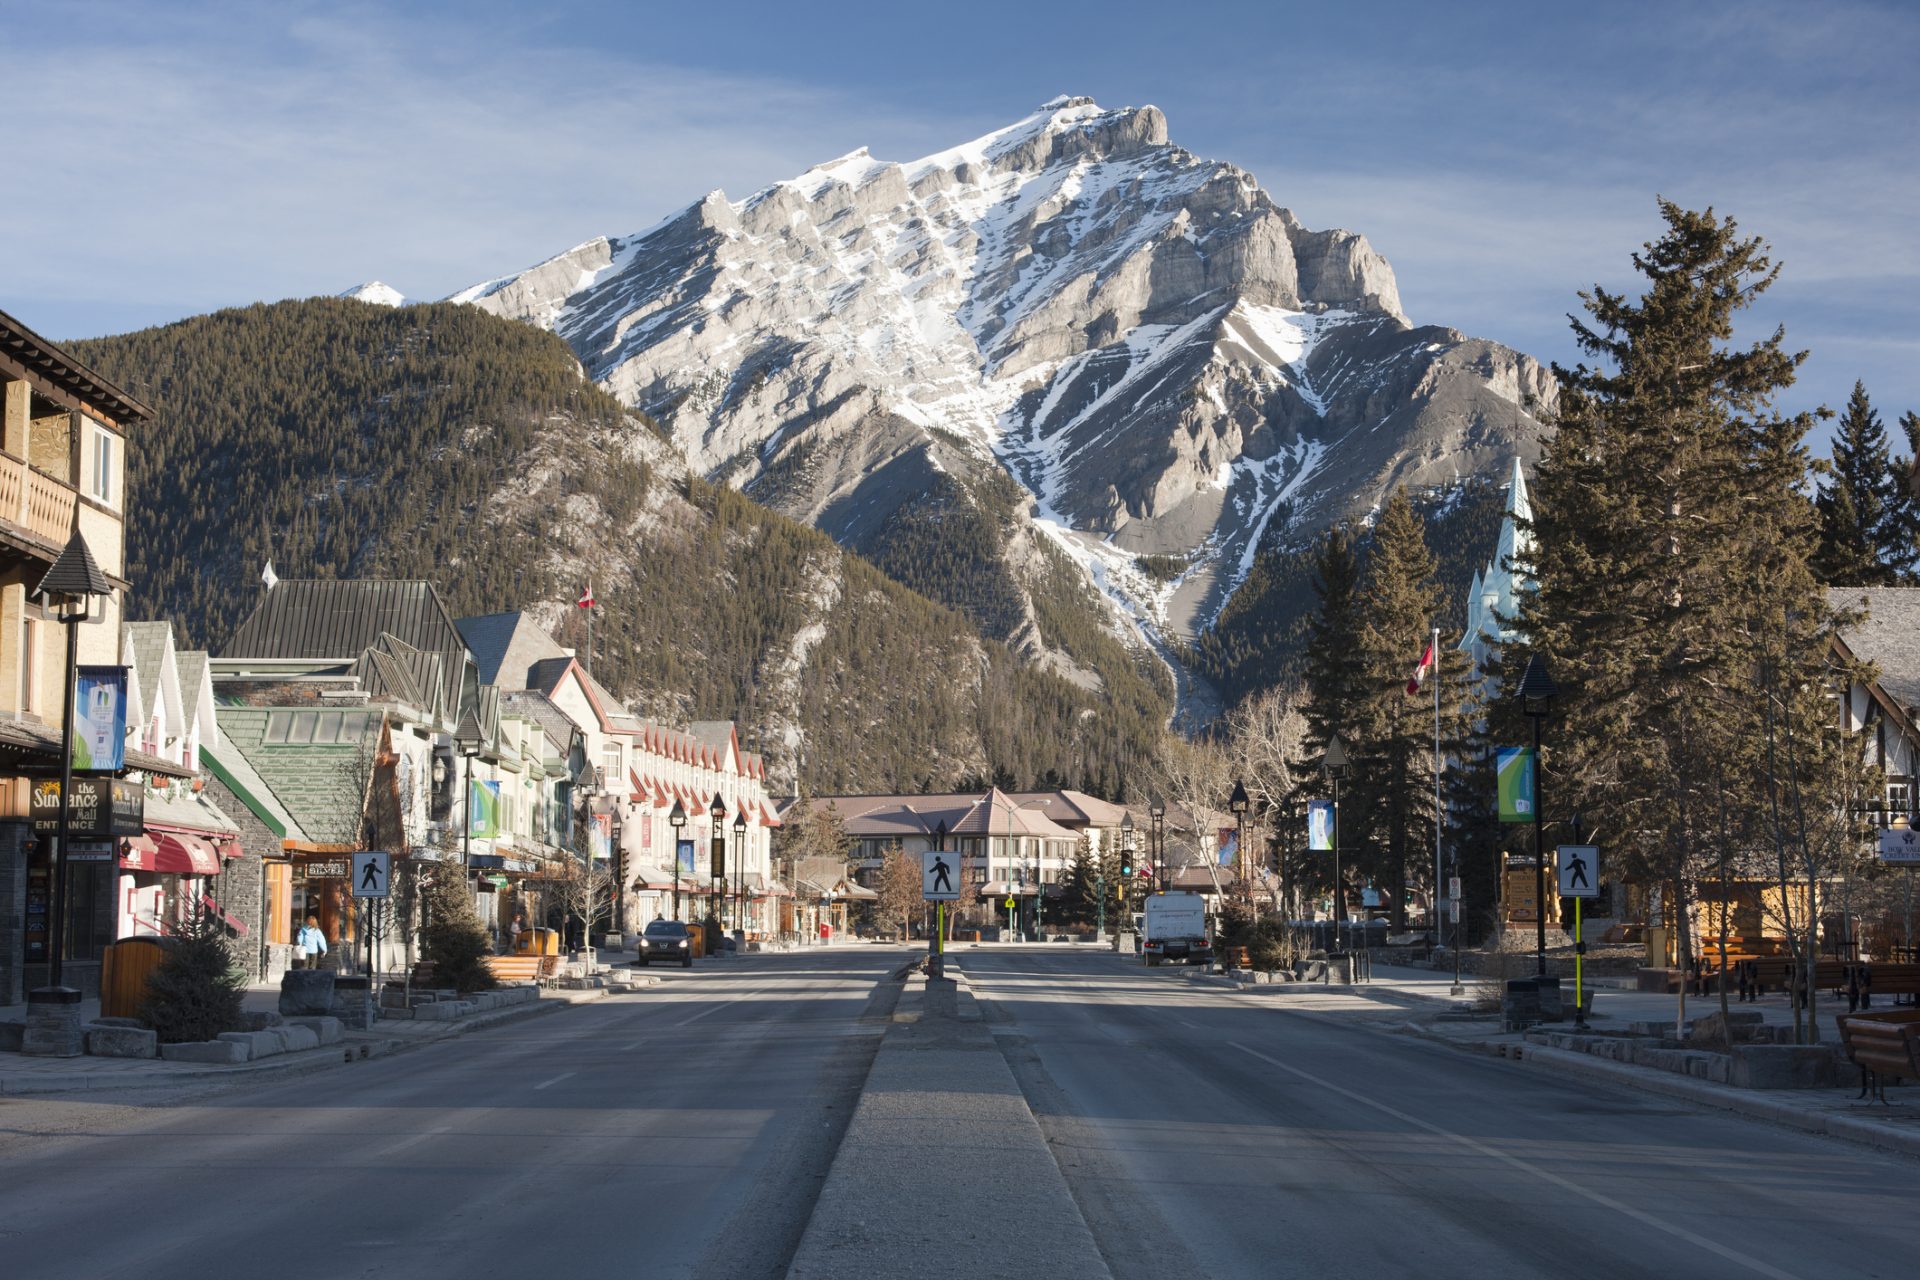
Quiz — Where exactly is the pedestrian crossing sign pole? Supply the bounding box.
[1557,845,1599,1027]
[922,838,958,978]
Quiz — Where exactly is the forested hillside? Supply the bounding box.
[74,300,1167,794]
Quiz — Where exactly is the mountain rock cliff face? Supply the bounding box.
[434,98,1552,698]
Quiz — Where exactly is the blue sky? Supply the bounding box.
[4,0,1915,440]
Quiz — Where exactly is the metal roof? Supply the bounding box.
[223,579,474,719]
[1833,587,1920,713]
[35,530,114,600]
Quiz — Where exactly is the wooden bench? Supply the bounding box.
[1835,1009,1920,1102]
[483,954,558,987]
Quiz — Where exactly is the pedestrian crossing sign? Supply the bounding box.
[922,849,960,900]
[1556,845,1598,899]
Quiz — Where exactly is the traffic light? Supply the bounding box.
[1119,846,1133,878]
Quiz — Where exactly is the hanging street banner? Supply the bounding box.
[1879,826,1920,864]
[676,838,696,874]
[468,779,501,838]
[1217,827,1238,866]
[72,665,128,772]
[1497,747,1535,823]
[591,813,613,862]
[1308,799,1333,851]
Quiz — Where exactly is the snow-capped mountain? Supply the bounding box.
[338,281,408,307]
[405,97,1551,693]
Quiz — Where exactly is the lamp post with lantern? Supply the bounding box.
[1323,736,1351,953]
[1518,655,1559,977]
[709,792,727,940]
[668,798,687,922]
[1149,798,1166,893]
[33,530,112,997]
[733,808,748,936]
[454,709,484,902]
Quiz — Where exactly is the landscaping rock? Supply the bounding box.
[278,970,336,1016]
[284,1016,344,1045]
[278,1024,320,1053]
[413,1000,473,1021]
[85,1023,158,1058]
[160,1039,249,1064]
[1688,1010,1764,1048]
[1730,1045,1838,1090]
[217,1030,288,1060]
[92,1016,148,1029]
[23,991,85,1058]
[239,1010,286,1031]
[0,1022,25,1052]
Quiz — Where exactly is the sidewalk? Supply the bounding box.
[0,980,614,1097]
[1325,963,1920,1160]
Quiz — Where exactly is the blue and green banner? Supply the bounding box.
[1497,747,1535,823]
[73,665,128,772]
[1308,799,1333,851]
[468,779,501,838]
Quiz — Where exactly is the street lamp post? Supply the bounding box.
[1149,799,1166,894]
[1519,656,1558,978]
[33,530,111,996]
[1324,736,1351,955]
[1109,811,1133,940]
[454,709,484,898]
[668,799,686,921]
[734,809,748,936]
[709,793,727,940]
[1229,779,1250,903]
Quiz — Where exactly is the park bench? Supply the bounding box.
[1839,962,1920,1009]
[482,954,559,987]
[1835,1009,1920,1102]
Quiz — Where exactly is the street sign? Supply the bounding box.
[922,849,960,900]
[1448,876,1461,900]
[1879,827,1920,864]
[1556,845,1599,898]
[1004,896,1016,909]
[352,850,391,899]
[1448,899,1460,922]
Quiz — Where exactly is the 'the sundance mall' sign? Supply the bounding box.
[31,777,145,837]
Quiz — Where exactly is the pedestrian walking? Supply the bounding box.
[507,912,525,954]
[294,914,329,970]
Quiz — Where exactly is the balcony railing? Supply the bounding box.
[0,453,78,549]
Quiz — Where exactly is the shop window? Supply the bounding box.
[1888,779,1913,825]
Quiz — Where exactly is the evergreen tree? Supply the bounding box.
[1814,382,1908,584]
[1346,488,1444,930]
[138,909,247,1044]
[419,865,499,994]
[1520,202,1842,992]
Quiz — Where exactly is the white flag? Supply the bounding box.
[262,560,279,590]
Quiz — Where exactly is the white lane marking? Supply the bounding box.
[670,985,776,1027]
[1227,1042,1799,1280]
[531,1071,575,1091]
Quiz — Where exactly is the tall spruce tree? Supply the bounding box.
[1297,525,1366,917]
[1347,488,1444,929]
[1814,381,1908,584]
[1520,202,1842,1012]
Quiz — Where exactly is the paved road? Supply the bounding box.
[960,947,1917,1280]
[0,949,906,1280]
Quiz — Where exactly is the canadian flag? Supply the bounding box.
[578,583,595,610]
[1406,636,1437,695]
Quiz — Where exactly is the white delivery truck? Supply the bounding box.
[1142,891,1211,966]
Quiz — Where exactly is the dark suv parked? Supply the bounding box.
[637,919,695,968]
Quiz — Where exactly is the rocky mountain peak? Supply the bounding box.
[434,100,1548,698]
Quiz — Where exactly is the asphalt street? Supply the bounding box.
[960,948,1917,1280]
[0,949,906,1280]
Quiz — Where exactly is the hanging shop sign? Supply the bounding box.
[30,775,144,837]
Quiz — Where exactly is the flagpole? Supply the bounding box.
[1432,625,1443,949]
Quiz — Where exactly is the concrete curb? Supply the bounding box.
[0,988,585,1096]
[1402,1021,1920,1161]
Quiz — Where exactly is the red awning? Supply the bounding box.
[154,833,221,876]
[201,893,249,935]
[118,835,159,871]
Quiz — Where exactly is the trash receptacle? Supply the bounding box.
[685,923,705,957]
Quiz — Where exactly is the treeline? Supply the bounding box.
[76,298,1161,798]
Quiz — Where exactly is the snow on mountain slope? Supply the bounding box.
[338,281,408,307]
[438,97,1551,687]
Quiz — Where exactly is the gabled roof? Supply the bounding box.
[201,740,309,843]
[1832,587,1920,714]
[0,305,153,424]
[124,621,175,725]
[456,611,572,691]
[223,579,474,720]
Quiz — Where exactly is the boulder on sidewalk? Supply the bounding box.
[1729,1045,1837,1090]
[1687,1009,1764,1048]
[284,1015,343,1045]
[217,1030,288,1060]
[278,970,336,1016]
[278,1024,320,1053]
[240,1009,287,1031]
[85,1023,158,1058]
[160,1039,249,1064]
